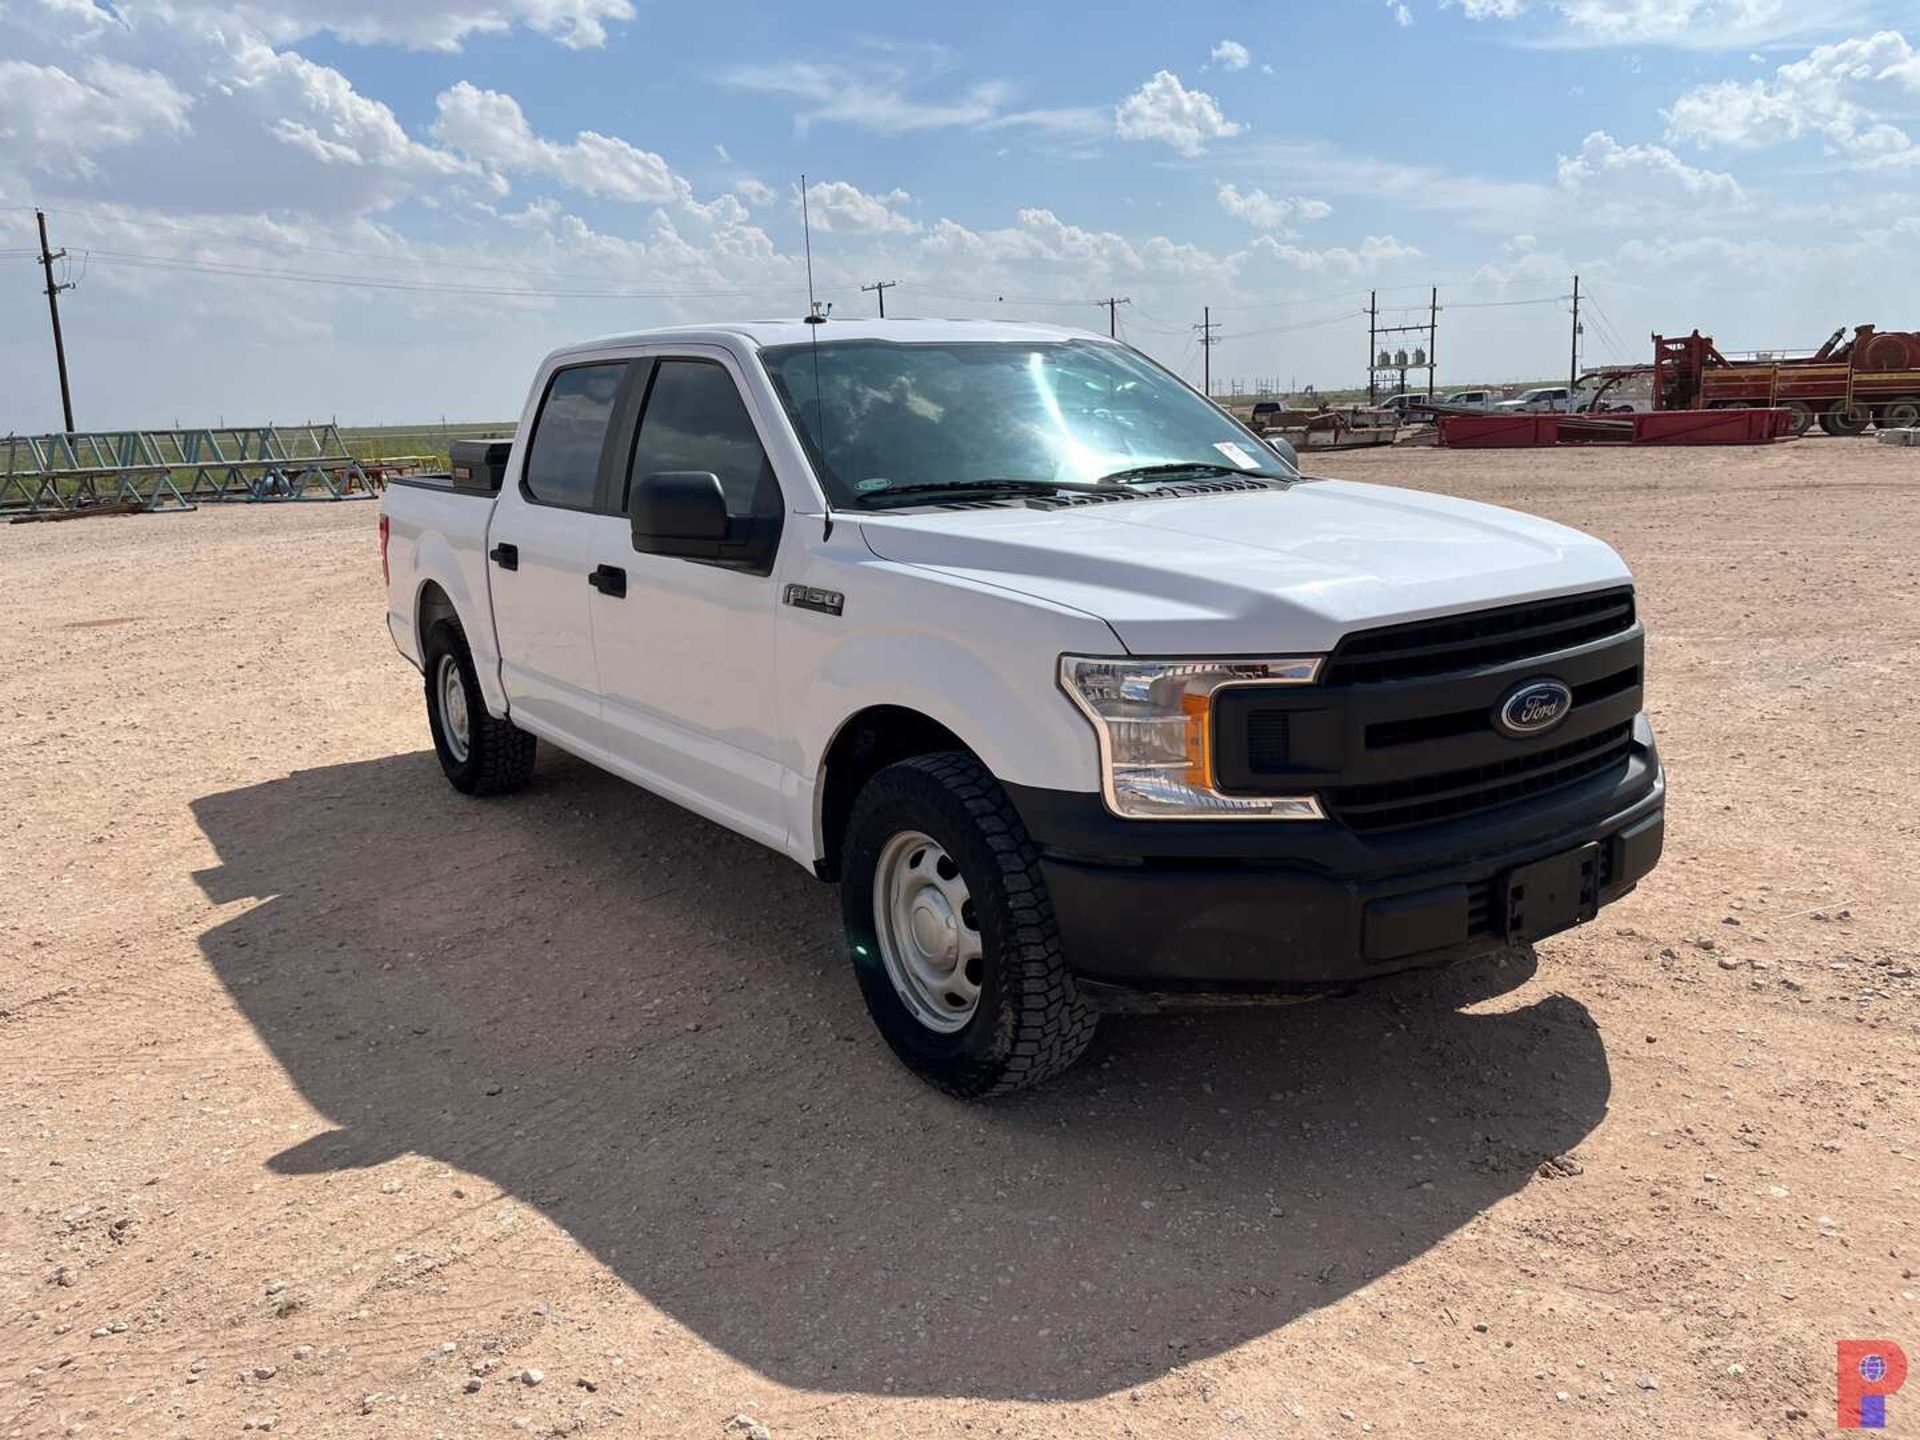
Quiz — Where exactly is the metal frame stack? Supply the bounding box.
[0,424,378,515]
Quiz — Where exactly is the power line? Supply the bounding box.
[1095,296,1131,337]
[74,249,788,301]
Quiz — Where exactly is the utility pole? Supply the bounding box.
[859,279,897,318]
[1568,273,1581,392]
[1195,307,1221,397]
[1366,289,1378,405]
[1428,285,1438,398]
[36,210,75,433]
[1096,296,1131,338]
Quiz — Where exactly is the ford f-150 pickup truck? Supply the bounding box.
[380,319,1664,1098]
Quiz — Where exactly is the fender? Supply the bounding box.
[409,530,510,719]
[779,564,1120,867]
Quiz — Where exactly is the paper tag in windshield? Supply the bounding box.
[1213,441,1260,470]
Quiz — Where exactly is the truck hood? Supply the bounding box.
[855,479,1632,655]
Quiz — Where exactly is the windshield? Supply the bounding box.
[758,338,1292,504]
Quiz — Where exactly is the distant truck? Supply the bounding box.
[1653,325,1920,437]
[379,318,1664,1097]
[1498,386,1575,414]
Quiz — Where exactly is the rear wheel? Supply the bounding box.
[1782,400,1815,437]
[1878,396,1920,430]
[1818,401,1871,437]
[423,619,536,796]
[840,752,1097,1098]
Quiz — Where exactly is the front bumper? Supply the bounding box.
[1005,720,1664,993]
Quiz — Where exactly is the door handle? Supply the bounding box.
[589,564,627,598]
[489,542,518,571]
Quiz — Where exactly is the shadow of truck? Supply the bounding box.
[190,749,1610,1400]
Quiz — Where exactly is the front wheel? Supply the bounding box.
[840,752,1097,1098]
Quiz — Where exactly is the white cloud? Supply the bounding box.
[1241,232,1424,276]
[722,57,1007,134]
[920,207,1230,286]
[1450,0,1854,47]
[1390,2,1415,25]
[804,180,919,235]
[433,81,691,203]
[1219,138,1553,232]
[1216,182,1333,230]
[1114,71,1243,157]
[1554,0,1787,43]
[1556,130,1746,205]
[0,58,192,172]
[185,0,637,51]
[1666,30,1920,164]
[734,177,777,207]
[1209,39,1252,70]
[0,6,487,215]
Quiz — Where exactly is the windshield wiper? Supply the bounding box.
[1096,461,1258,485]
[850,478,1108,508]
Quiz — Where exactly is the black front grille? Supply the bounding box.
[1325,721,1635,833]
[1365,664,1641,750]
[1322,587,1636,686]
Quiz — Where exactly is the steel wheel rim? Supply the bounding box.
[437,653,471,764]
[872,829,983,1033]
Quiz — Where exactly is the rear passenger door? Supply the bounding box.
[487,358,635,758]
[587,351,790,847]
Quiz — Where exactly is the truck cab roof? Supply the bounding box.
[547,317,1108,364]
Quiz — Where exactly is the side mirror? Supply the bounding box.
[630,471,729,558]
[1266,435,1300,474]
[629,469,784,574]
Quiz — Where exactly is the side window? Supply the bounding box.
[628,360,778,518]
[523,362,627,509]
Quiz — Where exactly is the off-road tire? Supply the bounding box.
[1818,401,1870,437]
[423,619,536,796]
[840,751,1098,1098]
[1782,400,1815,437]
[1878,396,1920,431]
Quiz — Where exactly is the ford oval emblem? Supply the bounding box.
[1495,678,1573,738]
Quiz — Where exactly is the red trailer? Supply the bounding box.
[1651,325,1920,437]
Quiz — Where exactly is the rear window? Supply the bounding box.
[523,362,626,508]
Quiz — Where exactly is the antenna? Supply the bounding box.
[800,173,829,325]
[798,174,834,534]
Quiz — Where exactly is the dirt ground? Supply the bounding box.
[3,435,1917,1440]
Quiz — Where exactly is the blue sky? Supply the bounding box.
[1,0,1916,427]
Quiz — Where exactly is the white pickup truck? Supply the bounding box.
[380,319,1664,1097]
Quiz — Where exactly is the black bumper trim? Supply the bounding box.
[1005,729,1663,992]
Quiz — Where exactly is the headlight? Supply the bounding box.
[1060,655,1325,820]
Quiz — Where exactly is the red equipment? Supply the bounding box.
[1651,325,1920,437]
[1439,409,1790,449]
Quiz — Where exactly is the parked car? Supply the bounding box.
[379,319,1665,1098]
[1442,390,1498,410]
[1498,386,1575,413]
[1378,391,1434,416]
[1574,371,1653,414]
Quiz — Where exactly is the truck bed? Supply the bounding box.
[381,474,498,679]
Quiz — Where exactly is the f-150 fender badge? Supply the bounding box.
[1495,677,1573,738]
[784,584,845,617]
